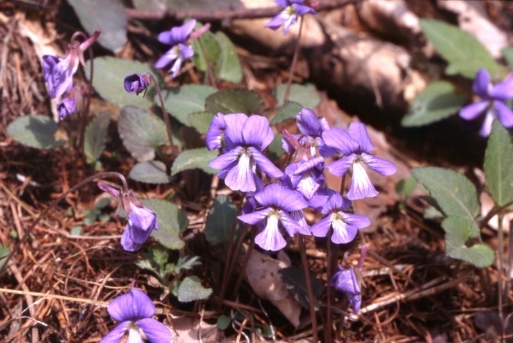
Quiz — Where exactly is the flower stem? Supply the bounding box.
[148,74,175,156]
[282,16,304,104]
[78,43,94,153]
[196,37,217,88]
[298,234,318,343]
[498,213,505,326]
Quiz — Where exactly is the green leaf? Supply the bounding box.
[158,85,216,125]
[90,57,158,109]
[395,176,418,200]
[151,246,170,267]
[401,81,467,127]
[442,217,479,247]
[270,101,303,125]
[187,111,215,134]
[118,106,168,162]
[67,0,127,52]
[449,244,495,268]
[177,276,212,302]
[419,19,500,78]
[204,195,237,245]
[0,245,10,273]
[135,259,158,274]
[129,161,170,184]
[274,84,320,108]
[171,148,218,176]
[278,266,324,310]
[175,256,202,273]
[412,167,480,218]
[484,120,513,207]
[268,133,285,160]
[7,115,65,149]
[84,112,110,163]
[502,47,513,68]
[214,32,243,83]
[141,199,187,250]
[205,89,265,115]
[192,28,221,72]
[217,315,231,331]
[70,226,82,236]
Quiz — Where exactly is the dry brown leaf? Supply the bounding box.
[244,248,301,327]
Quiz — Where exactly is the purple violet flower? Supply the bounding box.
[323,122,396,200]
[282,108,335,160]
[329,266,361,314]
[155,20,196,78]
[209,114,283,192]
[42,30,100,99]
[266,0,316,35]
[100,288,172,343]
[124,73,150,95]
[238,183,310,251]
[310,191,369,244]
[459,68,513,136]
[98,182,158,252]
[283,156,324,199]
[205,113,226,150]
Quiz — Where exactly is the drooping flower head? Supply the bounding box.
[266,0,316,35]
[42,30,100,99]
[310,190,369,244]
[124,73,151,95]
[98,182,158,252]
[459,68,513,136]
[209,114,283,192]
[238,183,310,251]
[329,266,361,314]
[323,122,396,200]
[155,20,206,78]
[100,287,172,343]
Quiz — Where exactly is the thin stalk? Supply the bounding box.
[298,235,318,343]
[196,37,217,88]
[233,231,255,296]
[149,74,175,156]
[78,45,94,152]
[481,200,513,228]
[506,220,513,304]
[218,196,244,306]
[498,213,505,328]
[283,16,304,104]
[325,229,335,343]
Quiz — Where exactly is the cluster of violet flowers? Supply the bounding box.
[42,31,100,120]
[206,109,396,312]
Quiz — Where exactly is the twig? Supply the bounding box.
[125,0,358,21]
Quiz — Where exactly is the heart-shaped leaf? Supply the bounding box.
[274,84,320,108]
[158,85,216,125]
[204,195,238,245]
[129,161,170,184]
[171,148,218,176]
[84,112,110,163]
[118,106,168,162]
[7,115,65,149]
[401,81,467,127]
[187,111,215,134]
[67,0,127,52]
[214,32,243,83]
[270,101,303,125]
[177,276,212,302]
[205,89,265,115]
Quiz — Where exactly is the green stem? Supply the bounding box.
[283,16,304,104]
[196,37,217,88]
[78,44,94,153]
[148,74,175,156]
[298,235,318,343]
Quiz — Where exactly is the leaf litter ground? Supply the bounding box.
[0,3,506,343]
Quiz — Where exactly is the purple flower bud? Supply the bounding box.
[57,97,77,121]
[100,287,172,343]
[123,73,149,95]
[329,266,361,314]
